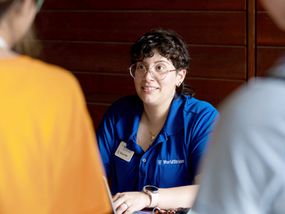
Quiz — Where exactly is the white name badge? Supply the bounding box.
[115,141,134,162]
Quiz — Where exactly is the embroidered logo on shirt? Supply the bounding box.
[157,159,185,165]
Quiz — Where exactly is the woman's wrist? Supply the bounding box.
[142,191,151,207]
[143,185,159,207]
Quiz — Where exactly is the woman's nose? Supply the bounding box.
[144,69,155,80]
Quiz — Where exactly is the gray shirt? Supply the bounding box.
[192,61,285,214]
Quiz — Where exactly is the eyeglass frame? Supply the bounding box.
[129,62,177,81]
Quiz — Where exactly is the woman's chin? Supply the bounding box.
[139,95,157,106]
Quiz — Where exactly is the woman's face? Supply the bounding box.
[133,50,186,107]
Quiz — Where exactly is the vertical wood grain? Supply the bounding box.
[247,0,256,80]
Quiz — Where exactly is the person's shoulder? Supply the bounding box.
[23,56,77,84]
[180,95,217,115]
[20,56,84,102]
[220,78,285,125]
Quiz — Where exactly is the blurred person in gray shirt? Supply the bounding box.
[191,0,285,213]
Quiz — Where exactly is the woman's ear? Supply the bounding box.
[176,69,187,86]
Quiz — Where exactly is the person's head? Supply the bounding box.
[0,0,43,48]
[260,0,285,30]
[129,29,192,107]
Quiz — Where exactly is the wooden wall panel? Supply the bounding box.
[256,6,285,77]
[256,1,264,10]
[190,46,246,79]
[40,42,246,80]
[87,103,109,128]
[36,12,246,45]
[36,0,247,126]
[247,0,256,79]
[187,78,243,105]
[40,42,130,74]
[42,0,246,10]
[256,47,285,76]
[74,73,136,104]
[257,13,285,45]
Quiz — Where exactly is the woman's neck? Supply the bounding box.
[0,24,13,47]
[137,96,175,151]
[0,49,16,58]
[0,43,16,58]
[143,106,168,125]
[0,36,8,49]
[0,32,17,58]
[143,92,175,120]
[143,97,173,130]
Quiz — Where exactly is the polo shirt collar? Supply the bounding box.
[121,95,185,145]
[162,95,185,136]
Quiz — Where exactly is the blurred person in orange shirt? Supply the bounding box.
[0,0,112,213]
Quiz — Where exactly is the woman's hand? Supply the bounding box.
[113,191,150,214]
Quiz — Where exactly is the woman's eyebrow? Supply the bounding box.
[142,60,171,65]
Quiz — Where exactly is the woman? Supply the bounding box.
[97,29,218,213]
[0,0,111,213]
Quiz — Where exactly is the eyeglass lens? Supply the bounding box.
[130,62,171,80]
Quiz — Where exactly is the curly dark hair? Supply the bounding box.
[130,28,194,96]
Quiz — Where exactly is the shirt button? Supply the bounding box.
[142,158,146,163]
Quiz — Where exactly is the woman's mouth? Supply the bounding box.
[142,86,159,92]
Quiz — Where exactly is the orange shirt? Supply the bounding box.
[0,56,112,214]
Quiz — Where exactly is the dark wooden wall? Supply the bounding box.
[256,2,285,76]
[34,0,279,128]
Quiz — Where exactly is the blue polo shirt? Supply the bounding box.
[97,95,218,195]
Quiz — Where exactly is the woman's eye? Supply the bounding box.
[155,64,167,72]
[137,64,145,71]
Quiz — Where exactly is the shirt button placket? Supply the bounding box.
[138,157,147,189]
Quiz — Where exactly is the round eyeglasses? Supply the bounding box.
[129,62,176,81]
